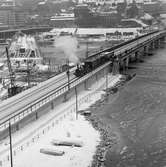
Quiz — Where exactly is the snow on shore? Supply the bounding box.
[14,115,100,167]
[1,74,122,167]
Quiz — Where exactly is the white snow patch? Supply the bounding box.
[0,74,122,167]
[13,115,100,167]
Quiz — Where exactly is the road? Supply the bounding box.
[92,43,166,166]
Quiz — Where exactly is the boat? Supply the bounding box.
[40,148,65,156]
[51,139,83,147]
[36,32,57,45]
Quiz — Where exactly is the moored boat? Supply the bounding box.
[40,148,65,156]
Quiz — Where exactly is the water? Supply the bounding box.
[99,44,166,167]
[39,37,120,66]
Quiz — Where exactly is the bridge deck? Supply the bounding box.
[0,30,165,129]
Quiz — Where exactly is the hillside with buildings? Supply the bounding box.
[0,0,165,29]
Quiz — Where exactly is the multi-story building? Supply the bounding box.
[80,0,160,5]
[143,1,160,16]
[0,7,15,27]
[0,6,28,28]
[74,4,121,27]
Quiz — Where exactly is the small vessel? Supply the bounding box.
[40,148,65,156]
[36,32,57,45]
[51,139,83,147]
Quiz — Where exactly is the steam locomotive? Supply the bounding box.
[74,51,114,77]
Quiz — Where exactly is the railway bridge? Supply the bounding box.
[0,30,165,140]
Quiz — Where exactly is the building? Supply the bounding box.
[15,8,28,26]
[49,13,75,27]
[74,4,121,27]
[143,1,160,16]
[80,0,161,5]
[159,2,166,14]
[0,7,15,27]
[0,6,28,28]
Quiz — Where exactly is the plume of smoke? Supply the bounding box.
[54,36,79,65]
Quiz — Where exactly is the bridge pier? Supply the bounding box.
[112,59,119,75]
[150,41,155,50]
[143,46,148,56]
[147,42,154,55]
[129,53,135,62]
[122,60,125,72]
[154,40,159,49]
[159,37,165,48]
[125,57,129,69]
[158,38,162,48]
[135,51,141,62]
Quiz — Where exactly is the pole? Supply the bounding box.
[75,86,78,120]
[66,59,70,90]
[86,37,88,58]
[9,121,13,167]
[106,70,108,90]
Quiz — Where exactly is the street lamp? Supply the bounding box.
[9,121,13,167]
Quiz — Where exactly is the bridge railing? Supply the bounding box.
[0,30,165,131]
[0,62,110,131]
[87,30,163,59]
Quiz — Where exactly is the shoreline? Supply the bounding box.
[85,74,134,167]
[87,45,166,167]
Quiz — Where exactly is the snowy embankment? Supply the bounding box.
[0,74,122,167]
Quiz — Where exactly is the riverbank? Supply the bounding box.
[86,46,166,167]
[84,74,131,167]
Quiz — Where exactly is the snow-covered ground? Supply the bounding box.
[50,28,142,37]
[0,73,122,167]
[13,115,100,167]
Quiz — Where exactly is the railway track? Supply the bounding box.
[0,68,76,123]
[0,30,164,127]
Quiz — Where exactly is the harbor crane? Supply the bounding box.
[5,47,23,97]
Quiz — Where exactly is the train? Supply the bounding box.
[74,51,113,77]
[74,30,159,77]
